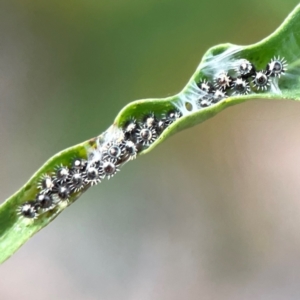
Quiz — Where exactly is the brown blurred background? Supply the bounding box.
[1,1,300,299]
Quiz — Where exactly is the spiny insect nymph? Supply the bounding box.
[36,194,54,211]
[198,94,213,107]
[231,78,250,95]
[235,59,254,77]
[72,158,87,171]
[136,124,157,146]
[252,71,270,90]
[69,170,86,192]
[104,142,124,162]
[38,174,55,194]
[165,109,182,125]
[143,112,157,128]
[85,165,103,185]
[197,79,213,93]
[157,118,167,133]
[18,201,38,219]
[123,117,138,140]
[123,140,137,159]
[101,159,119,179]
[54,185,70,202]
[267,56,287,77]
[214,71,232,91]
[212,90,227,103]
[54,165,69,183]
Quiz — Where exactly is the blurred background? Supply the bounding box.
[1,0,300,299]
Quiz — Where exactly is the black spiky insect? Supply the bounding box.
[54,164,69,183]
[18,201,38,219]
[53,185,71,202]
[231,78,251,95]
[235,59,255,78]
[84,165,103,186]
[37,174,55,194]
[266,56,287,78]
[252,71,270,91]
[68,169,86,192]
[165,109,182,126]
[123,140,138,160]
[212,90,227,103]
[35,193,54,212]
[136,124,157,146]
[123,117,139,140]
[103,142,125,162]
[100,158,119,179]
[156,117,167,134]
[214,71,232,91]
[142,112,158,128]
[198,94,213,108]
[197,79,214,93]
[72,158,87,171]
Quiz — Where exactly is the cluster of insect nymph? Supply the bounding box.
[18,109,182,220]
[17,53,288,220]
[196,56,287,108]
